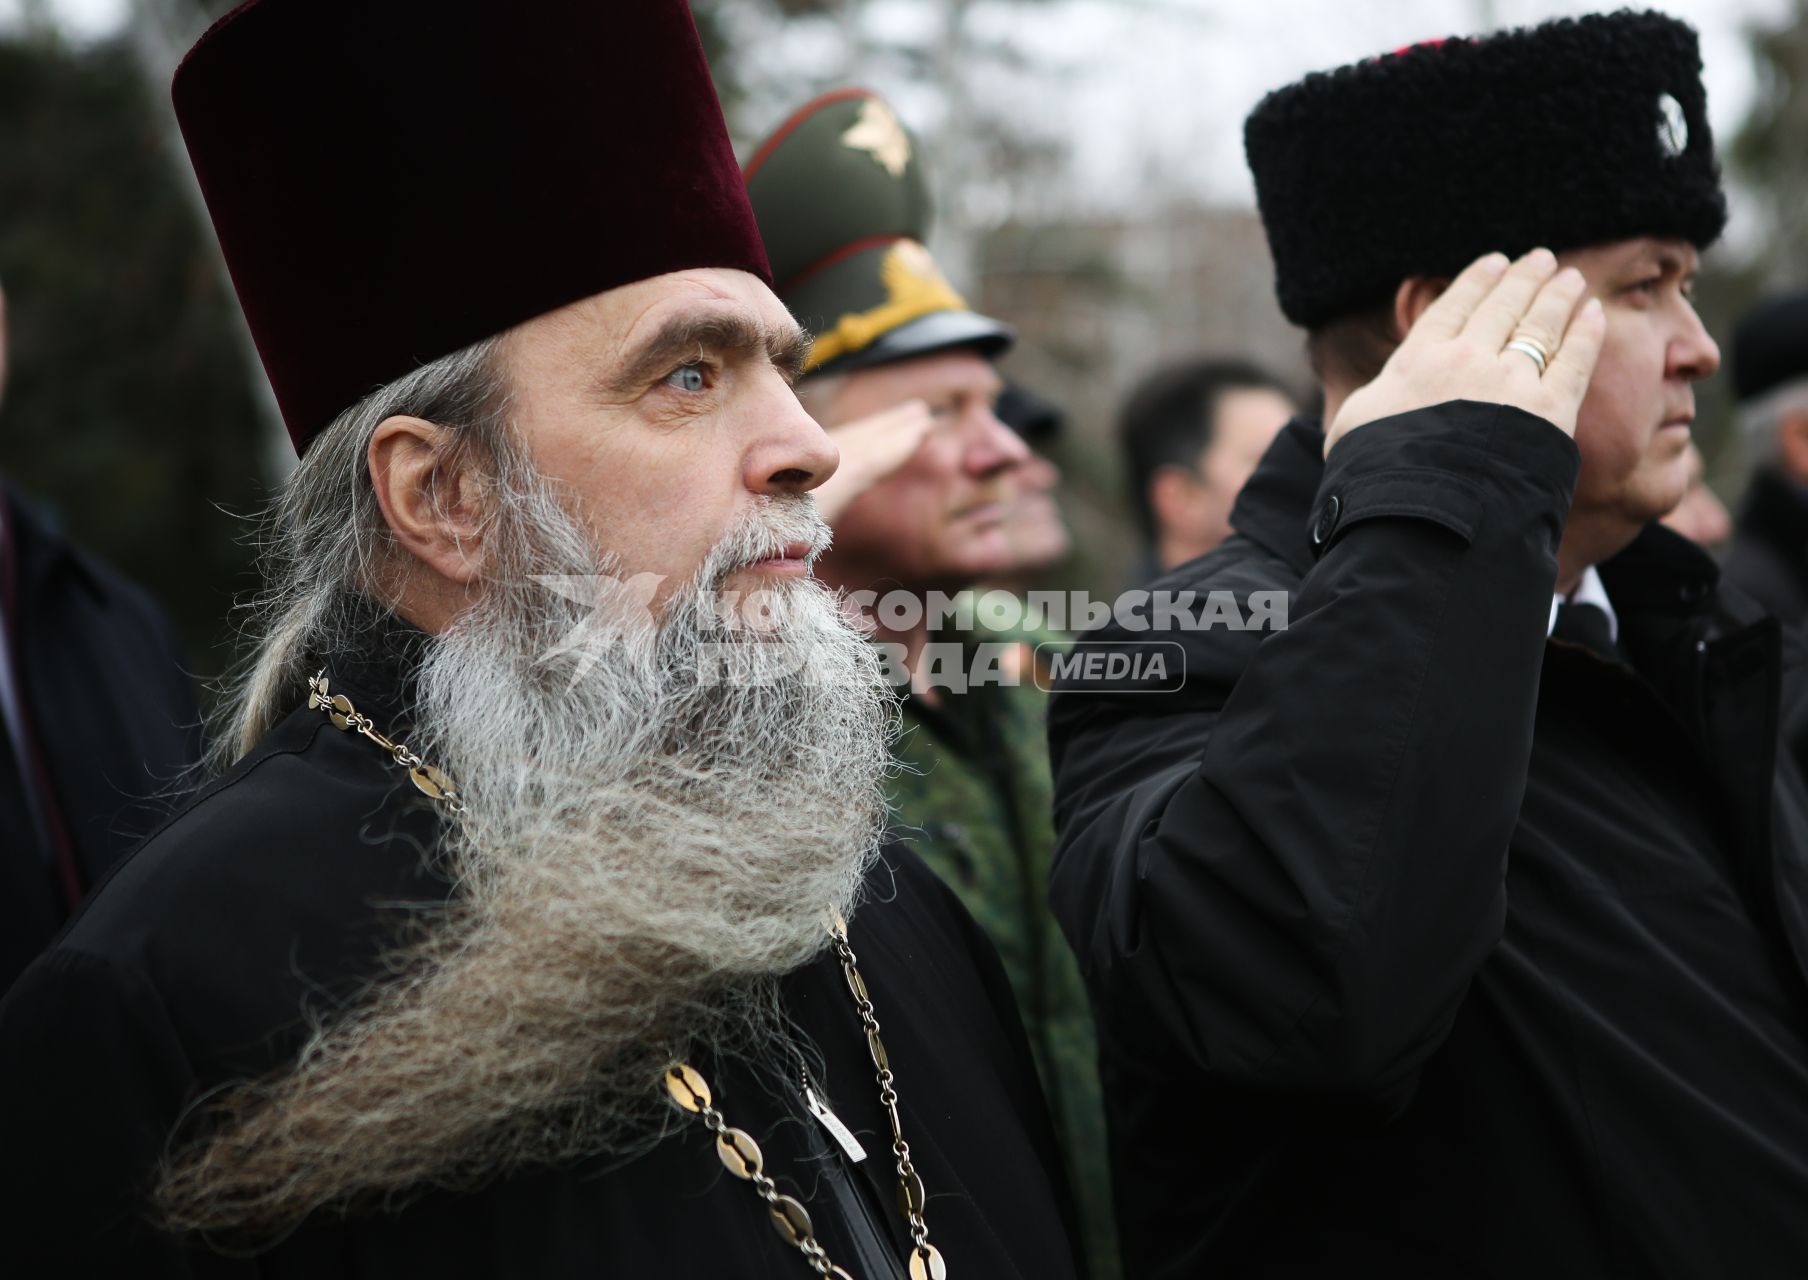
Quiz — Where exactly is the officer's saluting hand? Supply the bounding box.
[1328,248,1604,454]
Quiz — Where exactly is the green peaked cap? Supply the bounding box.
[744,88,1013,376]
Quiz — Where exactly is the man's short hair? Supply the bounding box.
[1304,302,1400,395]
[1119,357,1293,542]
[1738,377,1808,452]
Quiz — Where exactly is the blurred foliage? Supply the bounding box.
[1732,0,1808,283]
[0,33,265,677]
[1694,0,1808,500]
[692,1,738,113]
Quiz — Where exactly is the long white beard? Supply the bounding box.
[155,493,895,1240]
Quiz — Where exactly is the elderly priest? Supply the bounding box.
[0,2,1080,1277]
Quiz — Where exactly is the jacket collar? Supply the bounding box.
[1595,520,1723,630]
[1227,415,1325,578]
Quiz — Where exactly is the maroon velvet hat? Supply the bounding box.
[173,0,771,452]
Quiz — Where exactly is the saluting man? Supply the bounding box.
[0,3,1081,1276]
[746,90,1119,1279]
[1049,12,1808,1277]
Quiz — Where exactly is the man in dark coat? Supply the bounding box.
[1724,291,1808,623]
[1049,13,1808,1278]
[0,3,1079,1276]
[0,279,199,993]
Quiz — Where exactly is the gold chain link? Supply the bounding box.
[829,915,936,1266]
[306,672,466,818]
[663,910,946,1280]
[304,671,942,1279]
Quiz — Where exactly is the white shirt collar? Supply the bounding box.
[1546,564,1619,642]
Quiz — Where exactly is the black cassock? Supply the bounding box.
[0,620,1081,1278]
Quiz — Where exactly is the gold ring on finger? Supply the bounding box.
[1505,337,1549,375]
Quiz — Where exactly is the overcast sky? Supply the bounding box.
[829,0,1794,213]
[7,0,1795,228]
[0,0,123,37]
[1008,0,1793,208]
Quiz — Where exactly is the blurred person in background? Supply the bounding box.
[747,88,1117,1278]
[1119,356,1296,578]
[0,278,198,994]
[1724,291,1808,621]
[995,382,1074,584]
[0,4,1083,1274]
[1659,441,1731,549]
[968,382,1072,686]
[1049,13,1808,1277]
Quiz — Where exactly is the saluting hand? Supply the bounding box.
[1326,248,1605,456]
[813,398,935,523]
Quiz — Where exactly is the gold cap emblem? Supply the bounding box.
[840,97,912,178]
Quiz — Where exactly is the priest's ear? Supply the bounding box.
[368,416,492,592]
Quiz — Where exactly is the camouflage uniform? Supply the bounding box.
[888,627,1118,1279]
[745,90,1119,1275]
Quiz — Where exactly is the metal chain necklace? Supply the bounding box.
[305,672,946,1280]
[664,907,945,1280]
[306,672,466,818]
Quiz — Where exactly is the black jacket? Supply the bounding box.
[1049,402,1808,1278]
[1725,468,1808,786]
[0,481,199,993]
[0,617,1080,1278]
[1725,465,1808,628]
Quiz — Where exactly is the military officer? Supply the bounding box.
[746,90,1117,1278]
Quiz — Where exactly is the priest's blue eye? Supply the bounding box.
[666,363,707,392]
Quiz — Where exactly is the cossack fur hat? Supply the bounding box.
[1245,10,1727,329]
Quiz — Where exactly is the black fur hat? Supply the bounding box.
[1245,11,1727,329]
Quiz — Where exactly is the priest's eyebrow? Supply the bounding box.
[606,312,813,394]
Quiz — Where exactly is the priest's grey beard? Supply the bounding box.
[156,460,895,1241]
